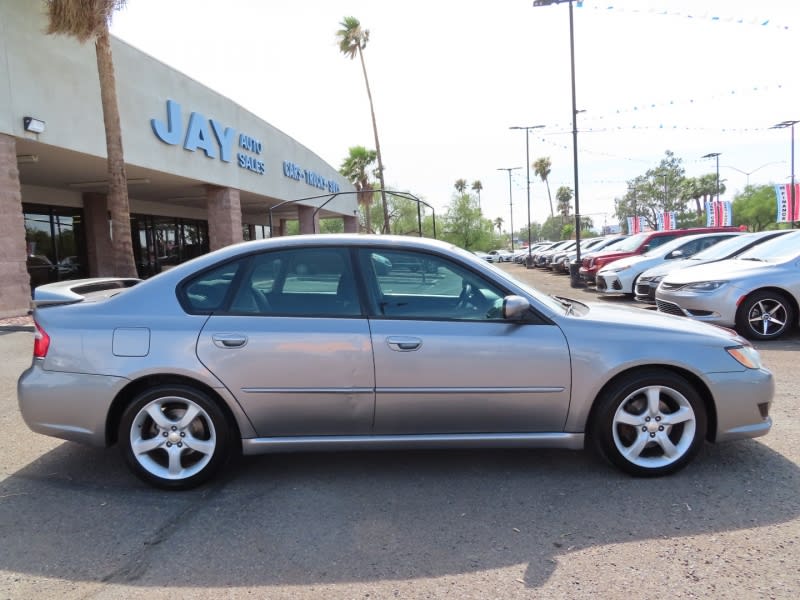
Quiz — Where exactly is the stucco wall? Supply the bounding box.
[0,0,355,213]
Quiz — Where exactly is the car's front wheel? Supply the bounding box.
[591,369,707,477]
[735,290,795,340]
[119,385,234,490]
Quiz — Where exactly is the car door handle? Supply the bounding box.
[386,336,422,352]
[212,334,248,348]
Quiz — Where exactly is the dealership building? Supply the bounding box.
[0,1,357,317]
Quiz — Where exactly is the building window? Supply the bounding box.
[23,204,86,289]
[243,224,270,241]
[131,214,209,278]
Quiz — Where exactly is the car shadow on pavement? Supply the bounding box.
[0,439,798,589]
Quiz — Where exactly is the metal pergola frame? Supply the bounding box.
[267,189,437,239]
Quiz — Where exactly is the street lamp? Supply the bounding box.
[702,152,722,201]
[510,124,545,267]
[659,173,668,206]
[497,167,522,250]
[627,185,638,219]
[771,120,798,225]
[533,0,583,286]
[722,161,785,187]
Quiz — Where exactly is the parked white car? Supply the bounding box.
[596,232,740,296]
[655,230,800,340]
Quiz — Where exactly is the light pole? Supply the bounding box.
[702,152,722,201]
[628,185,638,219]
[659,173,668,206]
[510,124,545,267]
[533,0,583,286]
[722,161,785,188]
[497,167,521,250]
[771,120,798,225]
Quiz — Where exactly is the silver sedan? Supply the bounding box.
[18,235,773,489]
[656,229,800,340]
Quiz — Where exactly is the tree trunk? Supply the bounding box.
[545,179,554,218]
[358,47,390,234]
[95,28,137,278]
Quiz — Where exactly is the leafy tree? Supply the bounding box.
[387,193,429,236]
[539,216,564,241]
[45,0,136,277]
[733,185,779,231]
[319,219,344,234]
[615,151,688,229]
[533,157,555,218]
[337,16,390,233]
[454,179,467,194]
[340,146,377,233]
[441,191,493,250]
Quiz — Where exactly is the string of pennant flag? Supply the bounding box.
[577,2,792,31]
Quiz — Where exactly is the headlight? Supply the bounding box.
[686,280,728,292]
[726,344,763,369]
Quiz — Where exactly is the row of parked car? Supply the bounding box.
[509,227,800,340]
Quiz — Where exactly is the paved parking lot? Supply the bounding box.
[1,266,799,599]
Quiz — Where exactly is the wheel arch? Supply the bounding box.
[105,375,243,450]
[585,364,718,442]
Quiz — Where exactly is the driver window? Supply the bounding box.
[358,249,505,321]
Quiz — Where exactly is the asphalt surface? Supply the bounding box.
[1,264,799,599]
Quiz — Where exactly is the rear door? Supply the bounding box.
[192,247,376,437]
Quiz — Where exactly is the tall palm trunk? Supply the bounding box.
[95,28,136,277]
[357,47,390,234]
[545,179,554,218]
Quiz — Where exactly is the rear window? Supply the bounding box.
[181,261,241,312]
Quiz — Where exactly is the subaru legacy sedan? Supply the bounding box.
[18,235,773,489]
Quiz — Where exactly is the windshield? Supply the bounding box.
[605,232,649,252]
[687,233,760,261]
[735,230,800,262]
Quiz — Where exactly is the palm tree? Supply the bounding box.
[471,180,483,210]
[454,179,467,194]
[556,185,573,223]
[337,17,390,234]
[493,217,504,234]
[45,0,137,277]
[533,157,555,218]
[340,146,377,233]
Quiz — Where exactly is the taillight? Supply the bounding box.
[33,321,50,359]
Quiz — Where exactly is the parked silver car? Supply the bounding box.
[18,234,773,489]
[635,229,795,303]
[656,229,800,340]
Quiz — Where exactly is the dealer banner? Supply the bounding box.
[774,183,800,222]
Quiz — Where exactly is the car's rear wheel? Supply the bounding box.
[591,369,706,477]
[119,385,233,490]
[735,290,794,340]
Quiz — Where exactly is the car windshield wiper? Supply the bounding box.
[739,257,765,262]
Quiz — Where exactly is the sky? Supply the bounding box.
[109,0,799,232]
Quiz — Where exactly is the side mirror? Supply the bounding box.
[667,250,684,259]
[503,295,531,320]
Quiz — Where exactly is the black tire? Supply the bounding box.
[119,384,234,490]
[735,290,795,341]
[591,369,707,477]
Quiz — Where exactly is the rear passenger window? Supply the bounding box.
[181,261,241,312]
